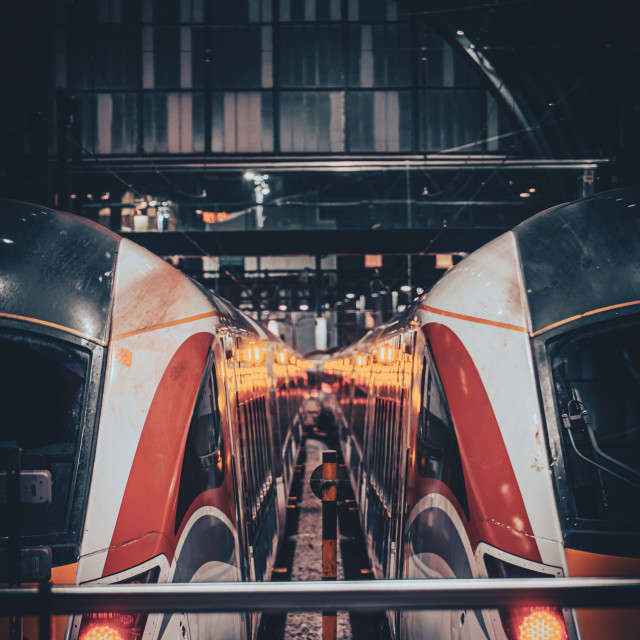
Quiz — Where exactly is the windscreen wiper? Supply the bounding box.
[561,400,640,489]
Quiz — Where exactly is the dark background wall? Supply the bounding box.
[1,0,638,347]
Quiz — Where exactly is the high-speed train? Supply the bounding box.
[0,200,307,640]
[324,188,640,640]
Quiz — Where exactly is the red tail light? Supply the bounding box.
[78,567,159,640]
[81,622,127,640]
[79,614,140,640]
[484,554,570,640]
[502,606,568,640]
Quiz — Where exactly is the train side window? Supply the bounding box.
[252,398,265,493]
[259,397,269,477]
[386,401,396,504]
[242,403,257,514]
[370,398,379,488]
[374,398,385,488]
[259,396,272,479]
[175,353,225,532]
[417,347,469,518]
[382,400,391,502]
[194,368,222,462]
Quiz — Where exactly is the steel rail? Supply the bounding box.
[1,579,639,615]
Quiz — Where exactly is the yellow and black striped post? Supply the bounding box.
[322,449,338,640]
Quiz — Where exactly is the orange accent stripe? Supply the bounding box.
[0,312,107,346]
[111,310,220,341]
[565,549,640,640]
[420,304,527,333]
[51,562,78,585]
[530,299,640,337]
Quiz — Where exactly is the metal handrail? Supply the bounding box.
[2,578,639,615]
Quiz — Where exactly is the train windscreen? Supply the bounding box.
[548,316,640,535]
[0,328,90,538]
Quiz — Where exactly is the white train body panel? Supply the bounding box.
[420,232,565,568]
[80,239,221,574]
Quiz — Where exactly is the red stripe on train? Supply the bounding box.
[103,333,212,576]
[425,322,542,562]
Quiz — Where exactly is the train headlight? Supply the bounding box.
[483,554,569,640]
[80,615,136,640]
[77,567,159,640]
[81,625,125,640]
[516,608,567,640]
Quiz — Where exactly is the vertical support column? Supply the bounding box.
[322,449,338,640]
[341,0,350,153]
[55,88,71,213]
[203,0,212,155]
[315,254,328,351]
[38,583,52,640]
[405,163,413,291]
[581,168,595,198]
[315,254,322,319]
[7,448,22,640]
[272,0,281,153]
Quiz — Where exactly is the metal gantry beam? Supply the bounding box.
[2,578,640,616]
[121,228,506,258]
[62,155,609,173]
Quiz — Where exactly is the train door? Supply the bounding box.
[232,335,280,638]
[349,355,368,487]
[359,352,377,541]
[264,345,288,535]
[227,333,263,639]
[400,340,471,640]
[214,334,248,579]
[361,336,403,580]
[219,332,250,576]
[180,344,244,640]
[218,331,252,640]
[275,354,294,490]
[389,330,419,640]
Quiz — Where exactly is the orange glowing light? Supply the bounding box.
[517,610,567,640]
[364,254,383,268]
[82,626,125,640]
[435,253,454,270]
[202,211,230,223]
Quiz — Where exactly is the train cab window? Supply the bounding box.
[175,353,224,532]
[549,319,640,525]
[417,350,469,518]
[0,328,90,538]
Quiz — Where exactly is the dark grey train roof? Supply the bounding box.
[0,200,121,345]
[513,187,640,335]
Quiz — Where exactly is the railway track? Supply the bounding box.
[258,435,391,640]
